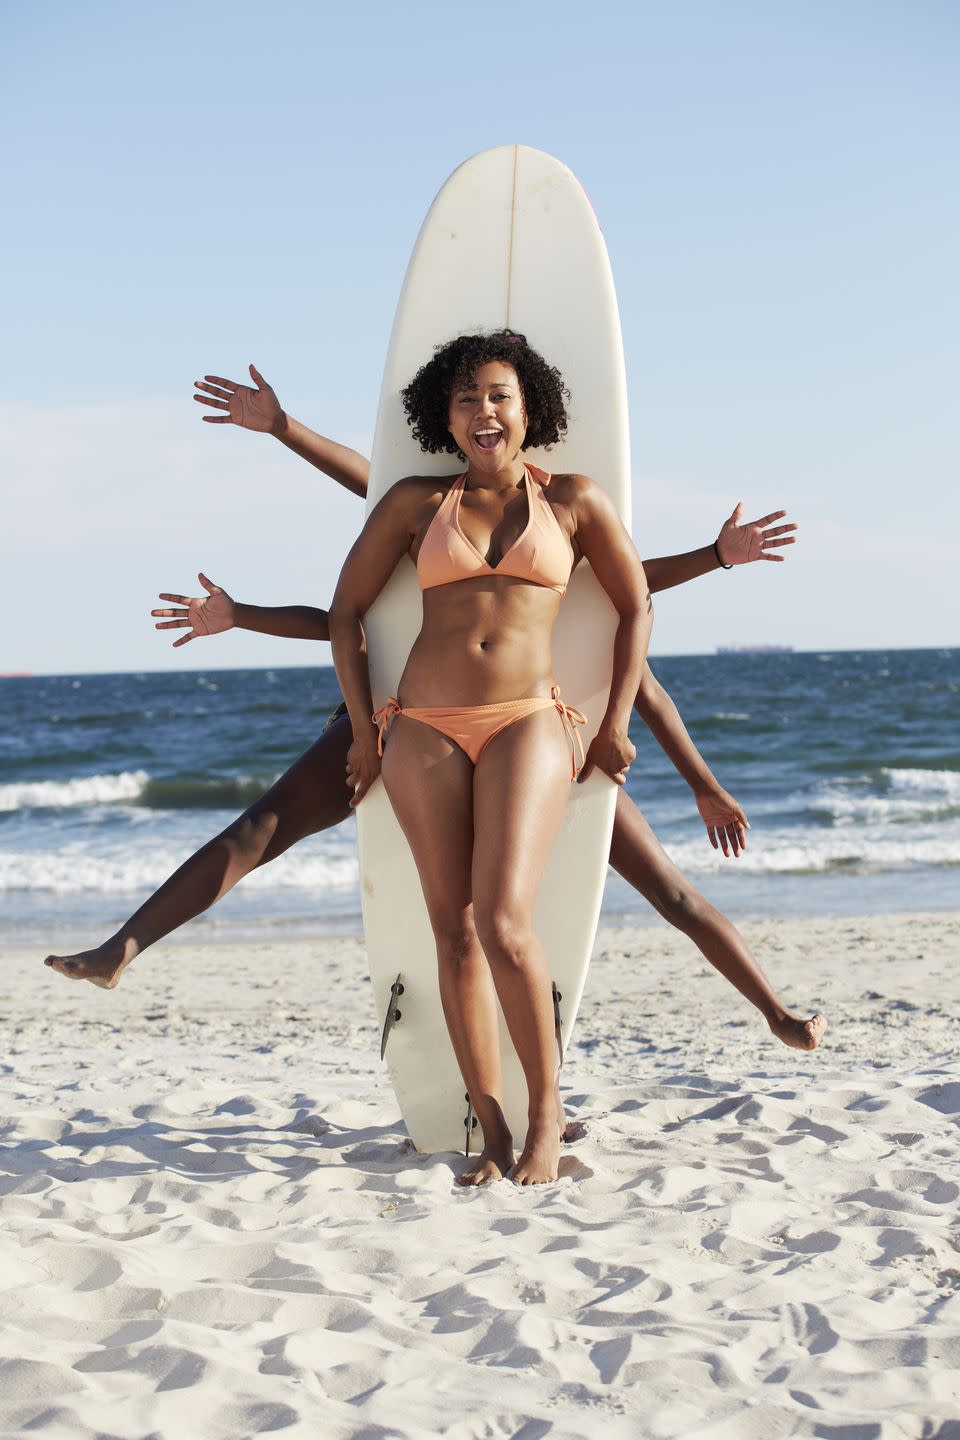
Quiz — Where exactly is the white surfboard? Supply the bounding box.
[357,145,630,1155]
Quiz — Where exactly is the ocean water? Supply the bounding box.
[1,648,957,946]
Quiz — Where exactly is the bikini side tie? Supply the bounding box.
[372,697,402,757]
[550,687,588,779]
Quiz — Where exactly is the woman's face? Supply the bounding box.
[447,361,527,469]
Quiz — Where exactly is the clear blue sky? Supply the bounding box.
[3,0,957,673]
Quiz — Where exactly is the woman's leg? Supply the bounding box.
[380,717,510,1186]
[44,715,355,988]
[609,789,826,1049]
[472,708,574,1185]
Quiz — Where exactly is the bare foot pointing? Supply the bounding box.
[769,1010,827,1051]
[44,938,137,990]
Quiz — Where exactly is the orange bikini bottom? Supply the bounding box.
[373,687,587,779]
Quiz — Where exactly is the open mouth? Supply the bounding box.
[472,427,503,452]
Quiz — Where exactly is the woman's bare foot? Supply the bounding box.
[456,1138,514,1187]
[43,937,137,990]
[512,1113,561,1186]
[769,1010,827,1051]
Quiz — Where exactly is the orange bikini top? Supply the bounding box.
[416,464,572,595]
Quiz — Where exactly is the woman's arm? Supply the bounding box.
[643,503,797,593]
[193,365,370,498]
[328,483,420,805]
[152,573,330,647]
[571,477,653,785]
[634,665,749,857]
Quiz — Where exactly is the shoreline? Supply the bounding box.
[2,911,958,1436]
[11,888,960,952]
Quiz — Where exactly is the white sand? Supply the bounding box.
[2,913,958,1438]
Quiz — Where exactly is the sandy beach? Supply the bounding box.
[2,912,958,1438]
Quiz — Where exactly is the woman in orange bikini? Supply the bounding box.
[45,361,826,1078]
[330,331,651,1186]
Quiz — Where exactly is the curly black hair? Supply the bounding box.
[401,330,570,456]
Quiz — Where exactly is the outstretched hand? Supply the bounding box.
[193,364,283,433]
[716,502,797,565]
[696,786,750,858]
[152,574,236,647]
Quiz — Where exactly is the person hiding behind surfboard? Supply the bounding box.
[326,332,649,1185]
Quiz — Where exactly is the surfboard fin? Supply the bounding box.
[463,1092,478,1157]
[552,982,564,1066]
[379,974,404,1060]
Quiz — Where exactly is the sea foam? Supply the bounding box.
[0,840,359,895]
[0,771,150,812]
[665,823,960,875]
[810,767,960,826]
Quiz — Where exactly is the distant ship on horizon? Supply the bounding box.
[715,645,794,656]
